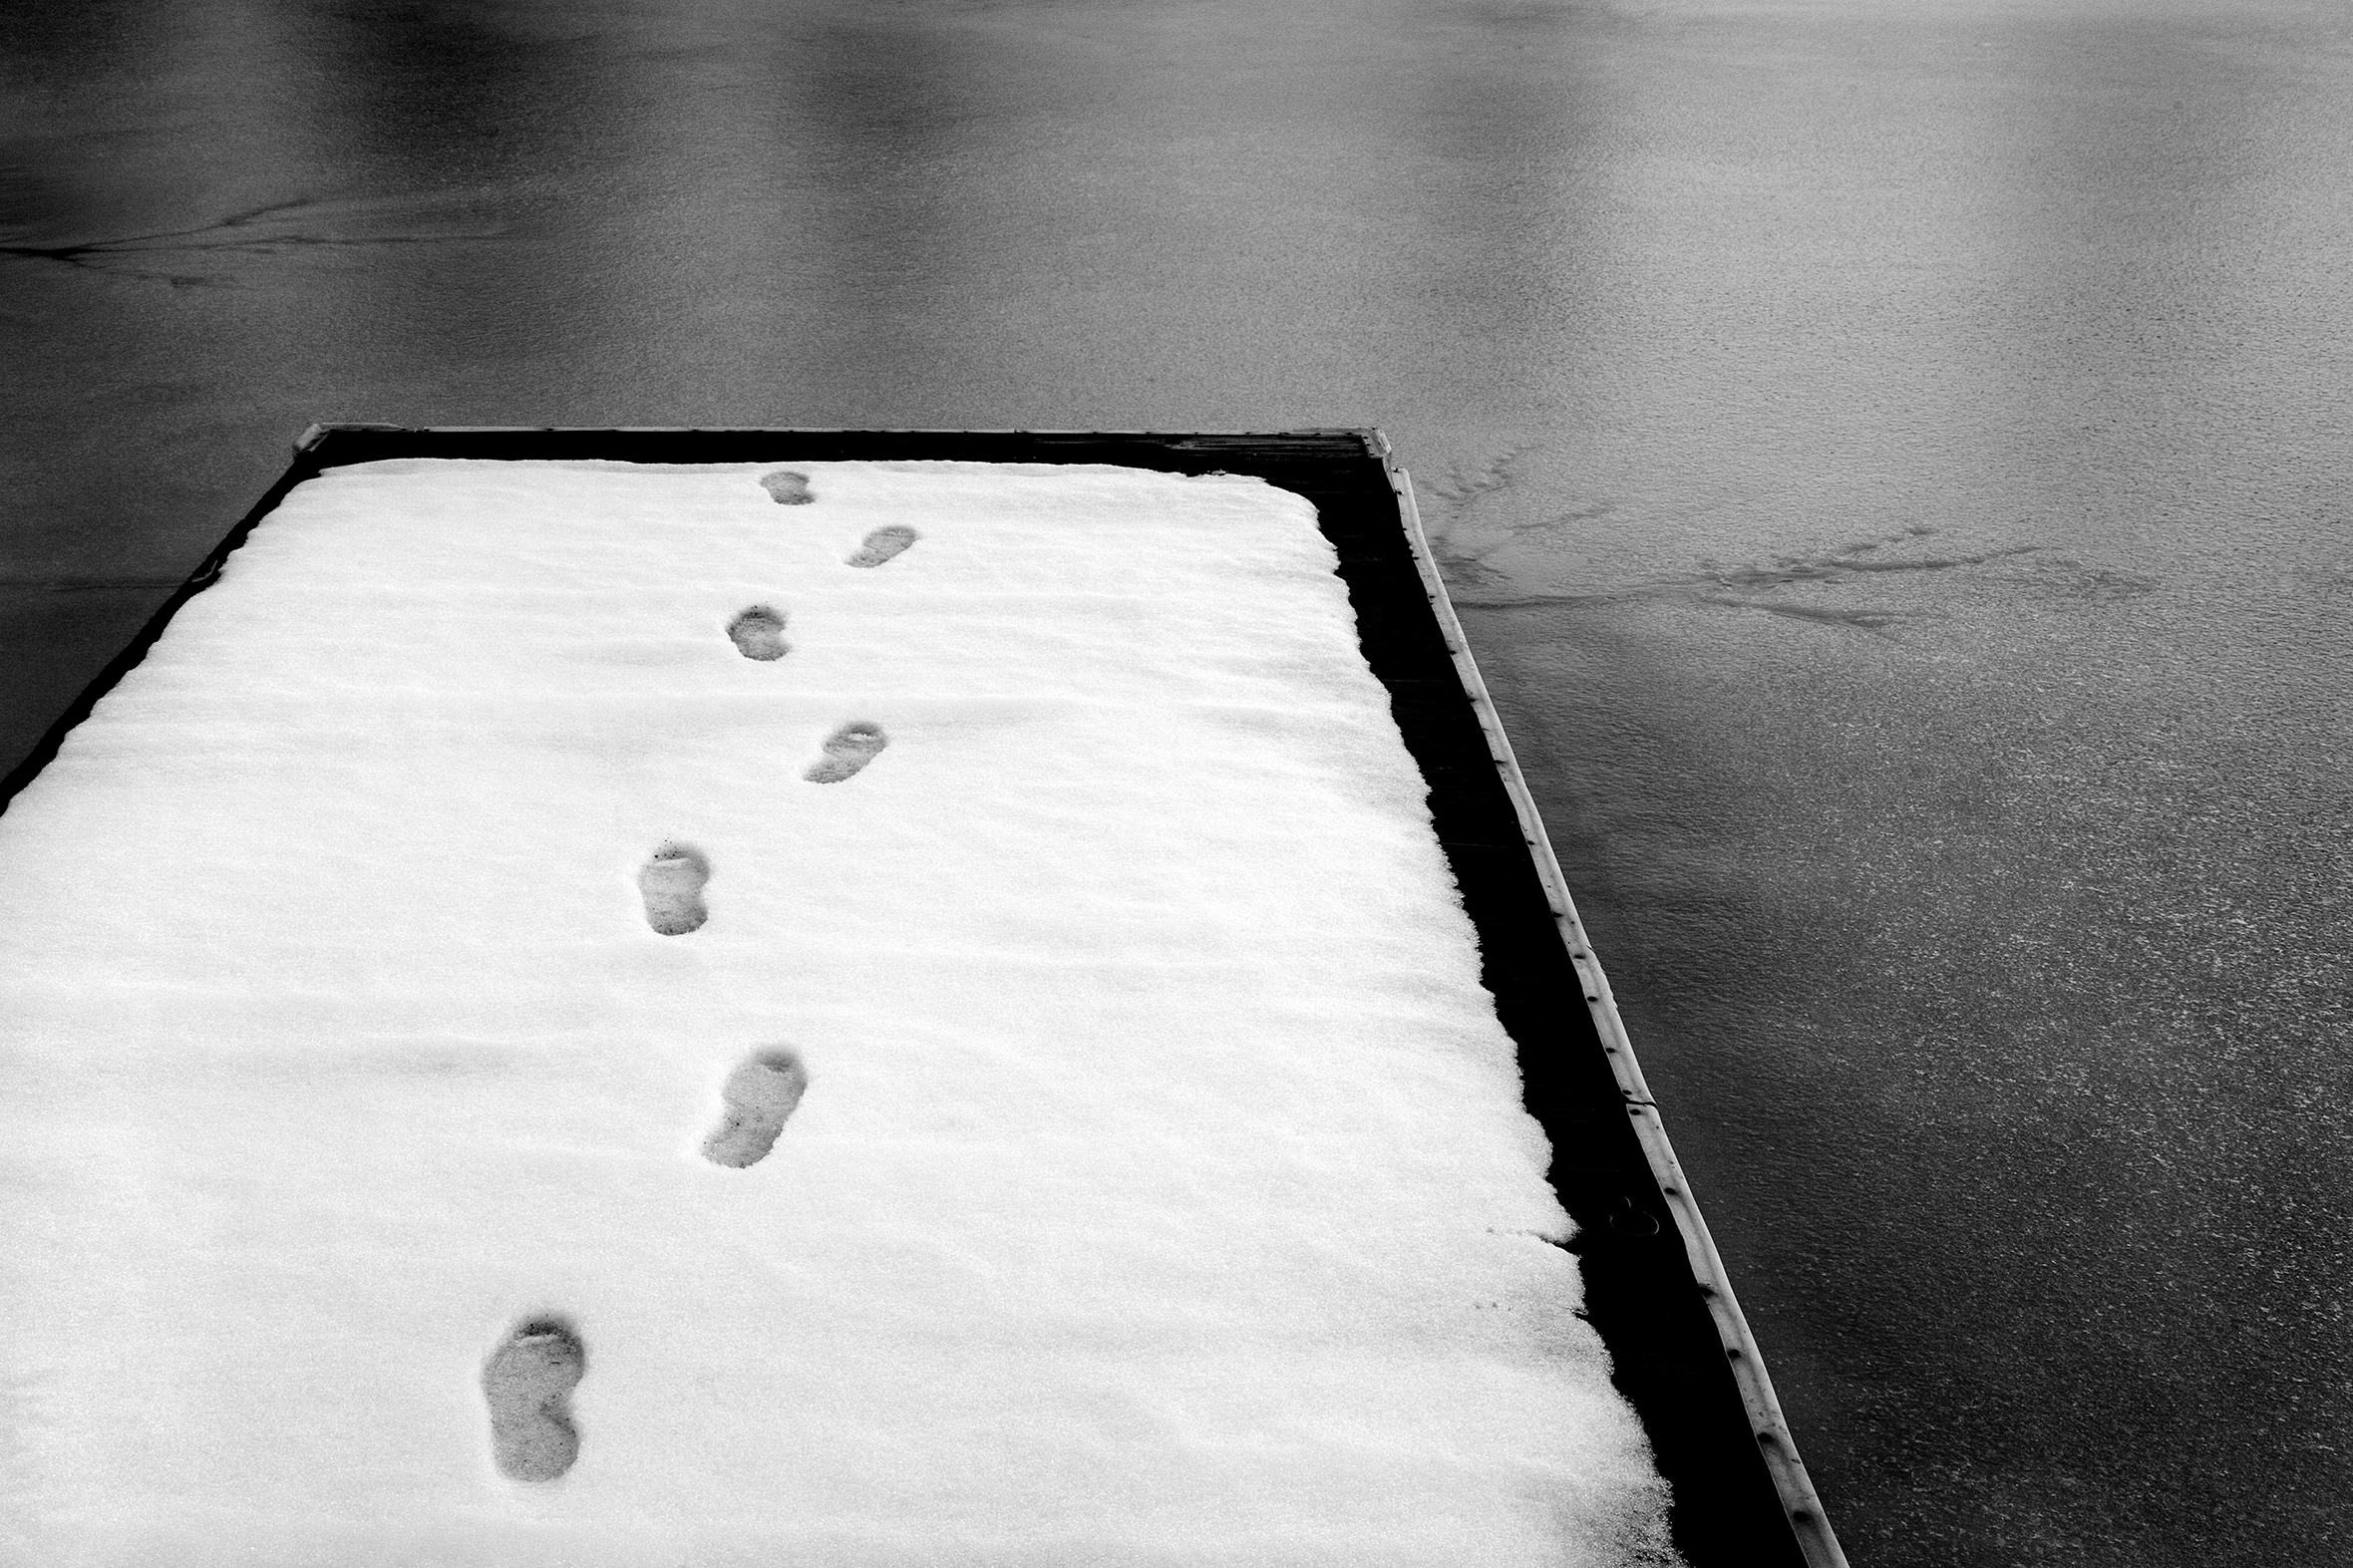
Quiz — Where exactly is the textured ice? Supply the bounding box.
[0,460,1681,1567]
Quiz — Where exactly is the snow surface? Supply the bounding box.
[0,460,1680,1567]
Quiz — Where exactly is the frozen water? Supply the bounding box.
[0,460,1681,1567]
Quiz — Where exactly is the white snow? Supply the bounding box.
[0,459,1680,1567]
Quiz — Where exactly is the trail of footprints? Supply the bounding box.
[487,467,909,1482]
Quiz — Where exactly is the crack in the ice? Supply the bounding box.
[1422,442,1543,520]
[1439,519,2047,635]
[1434,494,1727,598]
[0,194,504,287]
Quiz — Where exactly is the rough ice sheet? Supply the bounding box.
[0,460,1680,1567]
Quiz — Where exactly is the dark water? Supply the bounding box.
[4,1,2347,1561]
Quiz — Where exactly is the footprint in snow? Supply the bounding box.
[845,526,917,568]
[702,1049,811,1168]
[760,470,814,505]
[728,604,789,661]
[484,1317,585,1482]
[805,722,887,784]
[639,843,711,935]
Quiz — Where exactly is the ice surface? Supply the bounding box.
[0,460,1681,1567]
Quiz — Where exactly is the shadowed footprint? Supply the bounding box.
[639,844,710,935]
[845,526,917,568]
[760,470,814,505]
[805,722,887,784]
[484,1318,585,1483]
[728,605,789,661]
[702,1049,811,1168]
